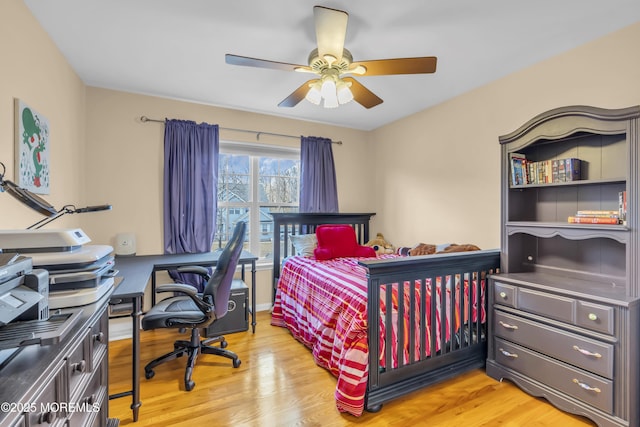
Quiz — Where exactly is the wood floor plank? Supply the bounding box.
[108,311,595,426]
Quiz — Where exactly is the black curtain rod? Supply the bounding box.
[139,116,342,145]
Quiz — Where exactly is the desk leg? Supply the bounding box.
[251,261,256,333]
[131,295,142,421]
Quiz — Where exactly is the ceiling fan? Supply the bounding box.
[225,5,437,109]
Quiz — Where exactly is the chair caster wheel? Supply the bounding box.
[220,340,228,349]
[233,359,241,368]
[145,369,155,379]
[185,380,195,391]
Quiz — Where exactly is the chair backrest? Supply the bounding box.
[203,221,246,319]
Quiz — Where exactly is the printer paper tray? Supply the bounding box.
[0,309,82,350]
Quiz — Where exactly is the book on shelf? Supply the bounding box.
[551,159,559,183]
[557,160,566,182]
[509,155,582,185]
[528,162,537,184]
[565,158,581,181]
[568,216,620,224]
[619,191,627,224]
[509,153,526,186]
[575,210,620,218]
[576,210,620,216]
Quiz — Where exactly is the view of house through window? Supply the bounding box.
[216,143,300,259]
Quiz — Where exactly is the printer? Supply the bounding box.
[0,229,115,309]
[0,253,49,326]
[0,252,87,358]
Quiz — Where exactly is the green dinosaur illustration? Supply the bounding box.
[21,107,46,187]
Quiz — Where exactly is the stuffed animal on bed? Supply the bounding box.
[364,232,395,255]
[397,243,481,256]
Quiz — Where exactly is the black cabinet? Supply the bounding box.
[0,292,113,427]
[204,279,248,337]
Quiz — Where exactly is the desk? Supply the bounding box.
[108,250,257,422]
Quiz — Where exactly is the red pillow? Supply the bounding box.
[313,224,376,260]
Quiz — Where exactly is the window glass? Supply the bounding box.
[216,144,300,258]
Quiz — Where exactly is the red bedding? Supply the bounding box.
[271,254,485,416]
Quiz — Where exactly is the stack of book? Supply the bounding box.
[510,152,581,186]
[568,210,621,225]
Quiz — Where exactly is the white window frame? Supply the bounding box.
[218,141,300,259]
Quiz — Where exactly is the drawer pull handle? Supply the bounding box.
[572,378,601,393]
[498,320,518,330]
[572,345,602,358]
[499,348,518,358]
[588,313,598,321]
[72,359,87,373]
[499,291,507,299]
[573,345,602,359]
[94,331,106,343]
[40,411,56,424]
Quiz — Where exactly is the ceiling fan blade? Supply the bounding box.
[351,57,437,76]
[314,6,348,62]
[342,77,383,109]
[225,54,310,72]
[278,79,319,108]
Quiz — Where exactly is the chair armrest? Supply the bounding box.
[176,265,211,281]
[155,283,213,314]
[155,283,198,296]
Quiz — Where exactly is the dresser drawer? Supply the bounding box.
[66,363,105,427]
[25,360,65,426]
[494,311,614,378]
[89,307,109,364]
[493,281,516,307]
[67,329,91,402]
[517,288,575,324]
[495,338,613,414]
[577,300,614,335]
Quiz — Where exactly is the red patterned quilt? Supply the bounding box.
[270,254,484,416]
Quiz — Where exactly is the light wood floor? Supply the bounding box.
[108,311,595,426]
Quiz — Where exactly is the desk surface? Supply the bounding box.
[112,251,258,300]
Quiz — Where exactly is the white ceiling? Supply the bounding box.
[24,0,640,131]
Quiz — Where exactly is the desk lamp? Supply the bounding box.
[0,161,111,229]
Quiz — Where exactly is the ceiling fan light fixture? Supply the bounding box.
[323,94,339,109]
[337,80,353,105]
[320,77,337,100]
[305,83,322,105]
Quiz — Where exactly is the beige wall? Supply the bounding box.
[0,0,86,229]
[371,22,640,250]
[82,88,372,254]
[2,0,639,308]
[82,88,372,307]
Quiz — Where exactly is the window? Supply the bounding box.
[216,142,300,259]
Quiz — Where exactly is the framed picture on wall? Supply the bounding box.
[15,98,50,194]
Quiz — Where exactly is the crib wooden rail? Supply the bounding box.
[360,249,501,412]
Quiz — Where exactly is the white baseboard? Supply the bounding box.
[109,316,133,341]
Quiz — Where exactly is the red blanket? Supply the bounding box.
[271,254,484,416]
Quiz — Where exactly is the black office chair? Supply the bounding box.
[142,221,246,391]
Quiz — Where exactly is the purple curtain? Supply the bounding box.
[299,136,339,213]
[163,119,219,290]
